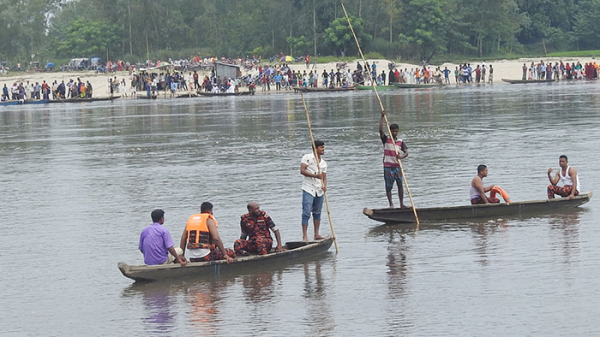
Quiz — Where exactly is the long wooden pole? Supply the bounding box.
[300,92,339,253]
[341,3,420,229]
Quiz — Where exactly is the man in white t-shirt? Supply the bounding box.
[300,140,327,241]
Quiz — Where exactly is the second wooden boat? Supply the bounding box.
[363,192,592,224]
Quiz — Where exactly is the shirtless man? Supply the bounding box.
[470,165,504,204]
[547,155,579,199]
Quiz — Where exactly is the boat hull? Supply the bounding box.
[118,238,333,282]
[47,97,121,103]
[197,91,252,96]
[501,79,555,84]
[292,87,355,93]
[363,192,592,224]
[393,83,445,89]
[355,85,396,90]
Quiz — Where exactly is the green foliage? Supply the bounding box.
[372,38,403,59]
[364,52,386,59]
[54,19,120,58]
[286,36,311,56]
[548,50,600,57]
[1,0,598,64]
[323,16,371,57]
[398,0,449,62]
[573,0,600,50]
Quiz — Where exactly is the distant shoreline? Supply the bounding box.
[0,57,597,100]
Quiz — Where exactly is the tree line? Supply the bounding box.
[2,0,600,65]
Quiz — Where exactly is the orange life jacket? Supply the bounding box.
[185,213,217,249]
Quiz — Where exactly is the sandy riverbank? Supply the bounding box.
[0,56,597,99]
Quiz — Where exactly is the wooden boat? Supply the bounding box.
[393,83,445,89]
[197,91,253,96]
[363,192,592,224]
[175,93,198,98]
[293,87,355,93]
[502,79,555,84]
[355,85,396,90]
[0,99,49,106]
[47,96,120,103]
[118,237,333,282]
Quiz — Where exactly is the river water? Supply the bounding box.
[2,82,600,336]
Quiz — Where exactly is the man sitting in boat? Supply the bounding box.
[234,202,283,256]
[547,155,579,200]
[470,165,511,204]
[179,202,235,263]
[139,209,187,266]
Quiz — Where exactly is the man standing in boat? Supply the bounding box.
[547,155,579,199]
[139,209,187,266]
[300,140,327,241]
[179,202,235,263]
[470,165,510,204]
[379,111,409,209]
[234,202,283,255]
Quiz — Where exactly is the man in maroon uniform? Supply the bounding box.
[234,202,283,255]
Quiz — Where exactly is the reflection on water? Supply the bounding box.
[303,260,335,336]
[471,220,508,267]
[122,284,179,335]
[3,82,600,336]
[549,213,581,266]
[185,279,234,337]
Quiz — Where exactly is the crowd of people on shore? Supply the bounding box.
[1,78,94,102]
[520,60,599,80]
[244,63,354,91]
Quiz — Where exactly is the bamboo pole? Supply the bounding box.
[341,3,420,229]
[300,92,339,253]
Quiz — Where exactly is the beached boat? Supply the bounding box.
[47,96,121,103]
[502,79,555,84]
[197,91,253,96]
[363,192,592,224]
[355,85,397,90]
[293,87,355,93]
[393,83,445,89]
[118,237,333,282]
[0,99,49,106]
[175,93,198,98]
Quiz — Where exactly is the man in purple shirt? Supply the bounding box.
[139,209,186,266]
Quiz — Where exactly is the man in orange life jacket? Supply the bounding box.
[234,202,283,255]
[379,110,409,209]
[179,202,234,263]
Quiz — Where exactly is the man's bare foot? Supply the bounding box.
[389,204,395,209]
[302,236,309,242]
[400,204,411,209]
[314,235,325,240]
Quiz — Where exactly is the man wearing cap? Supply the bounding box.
[139,209,187,266]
